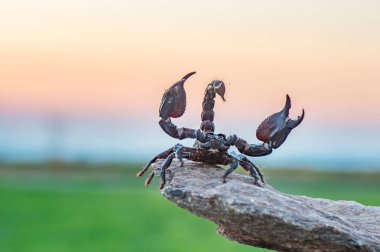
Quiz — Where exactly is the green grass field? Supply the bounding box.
[0,163,379,252]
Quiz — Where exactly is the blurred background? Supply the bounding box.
[0,1,379,251]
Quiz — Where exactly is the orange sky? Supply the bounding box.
[1,0,380,125]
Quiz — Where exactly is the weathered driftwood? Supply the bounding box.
[153,160,380,252]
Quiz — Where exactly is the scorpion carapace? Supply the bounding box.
[137,72,305,189]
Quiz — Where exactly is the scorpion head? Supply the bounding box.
[210,80,226,101]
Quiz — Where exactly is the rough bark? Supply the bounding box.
[153,160,380,252]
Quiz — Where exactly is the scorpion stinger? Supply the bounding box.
[137,72,305,189]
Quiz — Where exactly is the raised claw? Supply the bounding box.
[256,95,305,149]
[159,71,196,120]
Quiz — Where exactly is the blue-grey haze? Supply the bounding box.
[0,115,379,171]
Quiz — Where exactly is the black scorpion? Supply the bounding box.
[137,72,305,189]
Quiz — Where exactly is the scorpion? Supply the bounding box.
[137,72,305,189]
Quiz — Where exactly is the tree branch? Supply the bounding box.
[154,160,380,252]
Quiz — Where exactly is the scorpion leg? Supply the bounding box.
[137,147,174,178]
[145,171,155,187]
[175,146,185,167]
[159,145,192,189]
[224,151,264,186]
[142,144,189,187]
[159,153,175,189]
[247,159,265,184]
[239,158,264,186]
[141,144,191,189]
[222,158,239,183]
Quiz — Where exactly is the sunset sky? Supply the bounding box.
[0,1,379,168]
